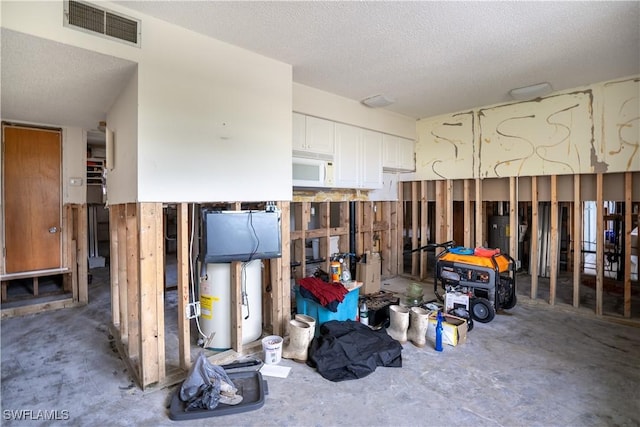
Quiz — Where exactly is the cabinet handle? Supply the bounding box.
[49,227,58,234]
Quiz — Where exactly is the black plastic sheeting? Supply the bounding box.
[307,320,402,382]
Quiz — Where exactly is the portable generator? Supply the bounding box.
[434,246,517,323]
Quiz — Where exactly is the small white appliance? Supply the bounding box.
[292,157,334,187]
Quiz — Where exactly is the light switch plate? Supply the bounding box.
[69,177,83,186]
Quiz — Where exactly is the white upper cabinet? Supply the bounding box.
[383,134,415,172]
[361,129,383,189]
[292,113,335,159]
[334,123,382,189]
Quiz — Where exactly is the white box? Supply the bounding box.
[444,292,470,312]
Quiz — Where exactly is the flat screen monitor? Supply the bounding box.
[201,209,282,263]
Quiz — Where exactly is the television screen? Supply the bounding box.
[201,209,282,263]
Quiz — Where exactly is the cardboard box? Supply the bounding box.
[356,251,381,295]
[426,312,468,346]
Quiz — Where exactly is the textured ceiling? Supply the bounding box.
[1,1,639,134]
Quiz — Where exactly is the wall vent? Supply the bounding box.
[64,0,141,47]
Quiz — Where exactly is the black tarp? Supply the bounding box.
[307,320,402,382]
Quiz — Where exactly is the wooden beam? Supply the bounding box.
[271,201,290,337]
[177,203,190,370]
[530,176,539,299]
[624,172,632,318]
[411,181,419,276]
[1,297,79,319]
[109,205,120,327]
[573,175,581,308]
[117,205,129,340]
[475,179,483,247]
[509,177,518,261]
[463,179,472,248]
[77,203,88,304]
[419,181,428,279]
[397,182,405,275]
[435,180,445,246]
[446,179,454,242]
[230,261,243,353]
[549,175,558,306]
[126,203,140,360]
[137,202,165,387]
[596,173,604,316]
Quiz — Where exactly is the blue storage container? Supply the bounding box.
[295,284,360,336]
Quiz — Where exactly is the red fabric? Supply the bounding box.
[297,277,348,306]
[474,247,500,257]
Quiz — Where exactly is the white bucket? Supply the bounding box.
[262,335,283,365]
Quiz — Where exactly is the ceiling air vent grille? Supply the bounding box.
[64,0,141,47]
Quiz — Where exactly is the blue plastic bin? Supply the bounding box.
[295,284,360,336]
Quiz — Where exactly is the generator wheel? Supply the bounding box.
[502,291,517,310]
[471,297,495,323]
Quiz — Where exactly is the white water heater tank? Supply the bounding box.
[199,260,262,350]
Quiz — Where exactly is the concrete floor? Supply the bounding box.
[2,267,640,426]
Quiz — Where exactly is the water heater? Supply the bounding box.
[199,260,262,350]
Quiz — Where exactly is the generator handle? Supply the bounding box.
[404,240,456,254]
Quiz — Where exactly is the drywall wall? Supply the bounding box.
[135,15,292,202]
[293,83,416,140]
[106,69,138,205]
[412,76,640,181]
[2,1,293,203]
[62,127,86,204]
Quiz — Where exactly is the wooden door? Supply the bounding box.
[3,125,62,273]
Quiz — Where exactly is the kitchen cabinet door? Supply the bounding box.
[305,116,335,156]
[334,123,360,188]
[361,129,383,189]
[292,112,306,152]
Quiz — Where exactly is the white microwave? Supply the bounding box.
[292,157,334,187]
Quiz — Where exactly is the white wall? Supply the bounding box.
[293,83,416,139]
[62,127,86,204]
[135,17,292,202]
[106,69,138,205]
[3,1,293,203]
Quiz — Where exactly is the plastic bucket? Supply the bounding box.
[262,335,283,365]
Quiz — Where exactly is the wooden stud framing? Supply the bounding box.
[463,179,472,248]
[109,206,120,327]
[624,172,632,318]
[549,175,558,306]
[397,183,405,275]
[176,203,190,370]
[271,201,290,337]
[117,205,129,340]
[138,202,165,387]
[509,177,518,261]
[596,174,604,316]
[530,176,539,299]
[445,179,454,242]
[411,182,419,276]
[230,261,243,353]
[77,204,88,304]
[435,181,446,246]
[419,181,428,279]
[475,179,483,248]
[573,175,581,308]
[126,203,140,359]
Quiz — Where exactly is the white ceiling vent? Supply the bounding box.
[64,0,141,47]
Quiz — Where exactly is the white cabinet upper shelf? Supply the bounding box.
[382,134,415,172]
[292,113,334,160]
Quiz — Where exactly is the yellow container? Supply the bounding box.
[330,261,341,282]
